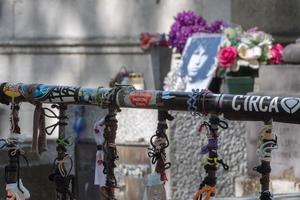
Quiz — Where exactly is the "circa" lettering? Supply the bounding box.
[232,95,279,113]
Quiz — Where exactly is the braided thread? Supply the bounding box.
[102,112,118,200]
[187,89,211,116]
[194,115,229,200]
[187,89,201,116]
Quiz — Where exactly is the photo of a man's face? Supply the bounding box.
[179,34,223,92]
[187,45,209,78]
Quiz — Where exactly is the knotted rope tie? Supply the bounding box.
[10,98,21,134]
[55,154,73,177]
[260,190,274,200]
[43,106,68,136]
[21,84,47,154]
[49,137,75,199]
[193,185,216,200]
[1,138,29,194]
[56,136,74,147]
[148,133,171,171]
[194,116,229,200]
[32,102,47,154]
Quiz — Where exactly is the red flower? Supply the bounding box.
[140,33,153,50]
[218,47,238,68]
[140,32,168,50]
[269,43,284,64]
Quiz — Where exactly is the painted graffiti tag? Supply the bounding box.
[34,84,50,99]
[129,91,153,107]
[47,86,77,102]
[19,83,50,100]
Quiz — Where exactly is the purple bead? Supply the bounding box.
[200,138,218,154]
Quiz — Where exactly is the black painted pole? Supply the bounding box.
[0,83,300,124]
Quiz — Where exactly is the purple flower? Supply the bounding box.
[208,20,227,33]
[168,11,227,53]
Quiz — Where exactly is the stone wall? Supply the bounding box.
[0,0,231,39]
[232,0,300,43]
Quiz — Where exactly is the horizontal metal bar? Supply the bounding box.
[1,82,300,124]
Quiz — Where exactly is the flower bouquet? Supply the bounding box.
[217,26,284,77]
[216,27,284,94]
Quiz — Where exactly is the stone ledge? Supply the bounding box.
[0,37,145,54]
[255,64,300,93]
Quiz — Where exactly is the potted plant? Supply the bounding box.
[216,26,284,94]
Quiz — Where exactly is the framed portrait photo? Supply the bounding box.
[179,33,224,92]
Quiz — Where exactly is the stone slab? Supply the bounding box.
[0,0,14,39]
[255,65,300,94]
[232,0,300,43]
[12,0,230,39]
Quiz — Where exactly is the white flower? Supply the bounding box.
[238,44,262,60]
[237,59,259,69]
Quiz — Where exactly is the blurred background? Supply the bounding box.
[0,0,300,199]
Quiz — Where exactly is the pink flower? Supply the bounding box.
[269,43,284,64]
[218,47,238,68]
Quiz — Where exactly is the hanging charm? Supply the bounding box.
[253,119,278,200]
[31,102,47,154]
[144,110,173,200]
[193,115,229,200]
[10,100,21,135]
[0,138,30,200]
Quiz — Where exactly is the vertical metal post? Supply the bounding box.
[102,107,119,200]
[49,104,75,200]
[57,104,68,200]
[253,119,277,200]
[154,110,172,181]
